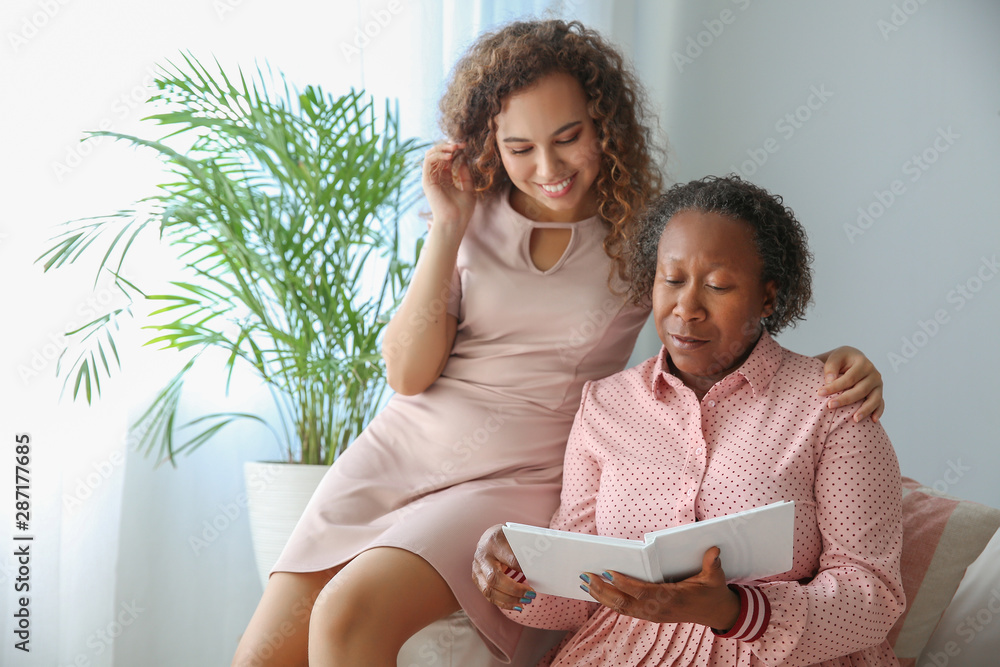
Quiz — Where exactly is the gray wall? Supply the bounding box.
[619,0,1000,507]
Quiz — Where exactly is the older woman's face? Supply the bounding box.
[652,210,776,392]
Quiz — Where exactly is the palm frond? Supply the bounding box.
[39,52,426,465]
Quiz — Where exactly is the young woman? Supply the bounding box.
[231,20,884,666]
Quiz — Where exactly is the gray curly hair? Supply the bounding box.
[624,174,814,335]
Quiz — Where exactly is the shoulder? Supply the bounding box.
[768,345,827,405]
[776,347,826,383]
[453,193,511,267]
[770,344,878,438]
[581,355,658,406]
[469,189,512,227]
[461,191,516,249]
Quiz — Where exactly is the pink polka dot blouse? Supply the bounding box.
[505,331,906,666]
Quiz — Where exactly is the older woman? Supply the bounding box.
[473,175,906,666]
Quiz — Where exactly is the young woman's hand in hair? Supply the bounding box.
[422,141,476,239]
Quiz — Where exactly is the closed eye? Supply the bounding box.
[510,133,579,155]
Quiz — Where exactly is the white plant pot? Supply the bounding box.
[244,461,329,588]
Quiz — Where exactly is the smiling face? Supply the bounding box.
[652,209,777,396]
[494,71,601,222]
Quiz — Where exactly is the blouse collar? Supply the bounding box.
[651,329,783,399]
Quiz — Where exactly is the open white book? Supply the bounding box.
[502,500,795,601]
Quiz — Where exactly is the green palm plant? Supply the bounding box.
[37,54,424,466]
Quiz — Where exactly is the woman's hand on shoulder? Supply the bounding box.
[580,546,740,632]
[422,141,476,238]
[817,346,884,423]
[472,524,536,611]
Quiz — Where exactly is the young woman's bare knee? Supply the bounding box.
[231,567,338,667]
[308,547,458,666]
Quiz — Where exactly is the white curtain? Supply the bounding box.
[0,1,625,665]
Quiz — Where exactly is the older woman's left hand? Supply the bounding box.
[580,546,741,631]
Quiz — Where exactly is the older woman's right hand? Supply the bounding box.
[472,524,537,611]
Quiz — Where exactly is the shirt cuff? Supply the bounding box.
[712,584,770,642]
[504,566,527,583]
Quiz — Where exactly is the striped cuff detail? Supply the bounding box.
[713,584,770,642]
[504,566,526,584]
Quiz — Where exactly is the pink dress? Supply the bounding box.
[271,187,651,659]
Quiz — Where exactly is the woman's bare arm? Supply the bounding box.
[382,142,473,395]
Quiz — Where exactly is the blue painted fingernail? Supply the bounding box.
[513,605,523,612]
[579,573,590,583]
[525,590,536,598]
[519,597,532,604]
[602,571,613,581]
[580,584,589,593]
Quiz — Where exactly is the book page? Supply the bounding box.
[646,501,795,584]
[503,501,795,601]
[502,523,651,602]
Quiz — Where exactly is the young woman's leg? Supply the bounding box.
[308,546,460,666]
[231,566,340,667]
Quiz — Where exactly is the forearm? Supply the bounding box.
[382,223,462,395]
[751,563,904,665]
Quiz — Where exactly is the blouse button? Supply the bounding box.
[707,400,716,407]
[687,488,695,497]
[696,447,704,456]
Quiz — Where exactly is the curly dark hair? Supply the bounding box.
[438,19,663,283]
[624,175,813,335]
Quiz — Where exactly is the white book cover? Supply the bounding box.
[503,500,795,601]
